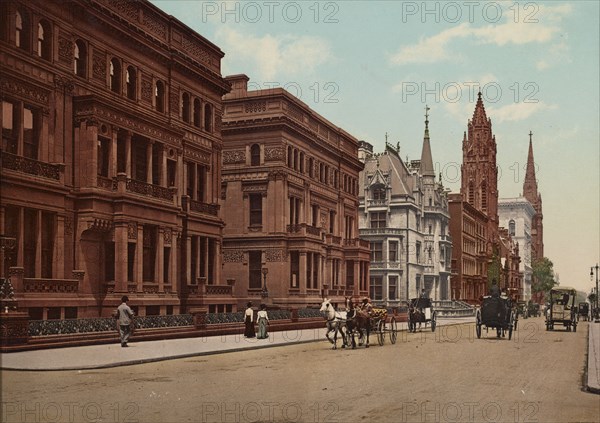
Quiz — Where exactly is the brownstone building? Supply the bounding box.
[0,0,229,319]
[221,75,371,309]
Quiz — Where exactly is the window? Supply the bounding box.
[126,66,136,100]
[287,146,292,168]
[293,149,298,170]
[109,58,121,93]
[370,212,386,228]
[204,103,212,132]
[23,106,39,159]
[37,20,51,60]
[389,241,398,262]
[41,212,55,279]
[142,226,157,282]
[104,241,115,282]
[509,219,516,236]
[290,251,299,288]
[249,251,262,289]
[329,210,335,233]
[371,241,383,261]
[97,136,110,177]
[24,209,37,277]
[250,144,260,166]
[416,242,421,263]
[155,80,165,112]
[308,158,314,177]
[197,165,206,201]
[373,185,386,200]
[127,243,135,282]
[193,99,201,127]
[74,40,87,77]
[370,276,383,301]
[16,10,30,51]
[249,194,262,226]
[299,152,304,173]
[181,92,190,123]
[2,101,17,153]
[389,276,398,300]
[167,160,176,187]
[311,204,319,227]
[468,182,475,206]
[481,182,487,211]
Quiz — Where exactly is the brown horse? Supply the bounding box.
[345,297,370,348]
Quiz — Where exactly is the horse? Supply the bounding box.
[319,299,347,349]
[407,300,424,332]
[344,297,370,348]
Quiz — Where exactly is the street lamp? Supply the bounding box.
[261,267,269,299]
[591,264,599,322]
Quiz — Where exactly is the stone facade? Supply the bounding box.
[221,75,371,309]
[0,0,231,318]
[358,111,451,305]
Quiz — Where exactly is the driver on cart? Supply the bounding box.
[489,279,500,298]
[360,297,373,316]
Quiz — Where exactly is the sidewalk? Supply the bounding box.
[1,317,474,371]
[587,322,600,393]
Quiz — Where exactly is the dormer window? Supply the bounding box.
[372,185,386,200]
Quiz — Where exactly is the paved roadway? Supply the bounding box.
[2,317,598,423]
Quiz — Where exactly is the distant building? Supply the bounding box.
[358,109,451,305]
[498,197,535,301]
[0,0,229,318]
[522,133,544,262]
[220,75,371,310]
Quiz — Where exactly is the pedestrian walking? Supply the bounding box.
[244,302,255,338]
[256,304,269,339]
[116,295,135,347]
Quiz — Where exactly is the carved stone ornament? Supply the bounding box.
[127,222,138,240]
[92,52,106,81]
[58,36,73,64]
[265,249,287,262]
[223,250,244,263]
[264,147,285,162]
[163,228,172,245]
[223,150,246,165]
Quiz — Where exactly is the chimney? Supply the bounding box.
[224,74,249,98]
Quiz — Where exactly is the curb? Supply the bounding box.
[586,323,600,394]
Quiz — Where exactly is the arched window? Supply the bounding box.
[468,182,475,206]
[509,219,515,236]
[37,20,52,60]
[481,182,487,211]
[16,10,30,51]
[250,144,260,166]
[293,149,298,170]
[109,58,121,94]
[299,152,304,173]
[155,80,164,112]
[126,66,136,100]
[181,92,190,123]
[308,158,314,177]
[0,3,9,42]
[193,98,201,127]
[204,103,212,132]
[74,40,87,77]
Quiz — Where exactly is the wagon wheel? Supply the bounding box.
[377,319,385,346]
[475,309,482,339]
[390,316,398,344]
[431,312,436,332]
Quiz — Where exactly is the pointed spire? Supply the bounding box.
[472,90,488,127]
[420,105,435,177]
[523,131,539,205]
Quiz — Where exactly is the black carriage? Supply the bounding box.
[516,301,527,319]
[475,296,515,339]
[545,287,577,332]
[527,302,541,317]
[578,302,590,322]
[407,298,437,332]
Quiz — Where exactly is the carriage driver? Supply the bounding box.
[360,297,373,316]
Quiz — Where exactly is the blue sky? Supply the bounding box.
[152,0,599,294]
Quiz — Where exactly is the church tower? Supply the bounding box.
[460,92,499,243]
[523,132,544,260]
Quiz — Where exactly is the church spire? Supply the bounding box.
[472,90,488,127]
[420,105,435,177]
[523,131,539,204]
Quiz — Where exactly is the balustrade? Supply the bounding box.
[2,152,62,181]
[126,178,173,201]
[23,278,79,293]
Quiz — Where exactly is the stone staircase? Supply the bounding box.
[432,300,475,317]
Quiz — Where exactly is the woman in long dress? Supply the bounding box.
[244,302,255,338]
[256,304,269,339]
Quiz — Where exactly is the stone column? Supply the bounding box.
[136,224,143,292]
[146,142,153,184]
[110,127,118,178]
[114,223,128,292]
[185,236,192,284]
[203,237,209,281]
[299,252,307,295]
[354,261,360,295]
[157,227,164,291]
[125,131,132,178]
[54,215,65,279]
[161,145,167,187]
[35,210,42,278]
[170,234,177,293]
[177,153,184,208]
[214,239,222,285]
[17,207,24,267]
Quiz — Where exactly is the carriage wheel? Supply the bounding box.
[476,310,482,339]
[431,312,436,332]
[377,319,385,346]
[508,325,513,340]
[390,317,398,344]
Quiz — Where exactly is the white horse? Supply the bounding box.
[319,299,347,349]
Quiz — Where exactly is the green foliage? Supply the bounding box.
[532,257,557,296]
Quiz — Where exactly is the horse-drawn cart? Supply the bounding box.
[475,296,515,339]
[578,302,590,322]
[407,298,437,332]
[546,287,577,331]
[370,307,398,346]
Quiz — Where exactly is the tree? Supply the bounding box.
[487,248,502,291]
[589,293,597,305]
[532,257,557,300]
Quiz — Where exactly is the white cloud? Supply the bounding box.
[488,102,558,123]
[215,27,332,80]
[390,3,573,66]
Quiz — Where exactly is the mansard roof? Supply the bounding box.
[360,148,413,197]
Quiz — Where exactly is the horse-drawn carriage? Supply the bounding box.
[319,298,398,349]
[475,296,515,339]
[407,297,437,332]
[516,301,527,319]
[527,302,541,317]
[546,287,577,331]
[578,302,590,322]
